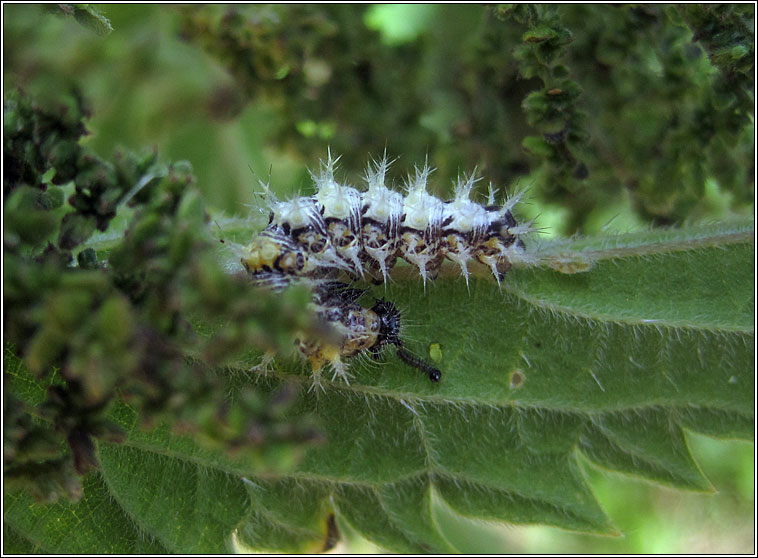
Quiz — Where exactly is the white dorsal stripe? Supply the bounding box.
[246,150,532,284]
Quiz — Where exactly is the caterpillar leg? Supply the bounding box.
[308,368,326,394]
[249,351,276,375]
[329,356,351,384]
[300,339,353,386]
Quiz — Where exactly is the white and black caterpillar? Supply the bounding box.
[238,151,533,384]
[240,151,533,291]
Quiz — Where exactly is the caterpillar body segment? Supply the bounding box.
[243,151,530,288]
[297,282,440,385]
[240,150,532,384]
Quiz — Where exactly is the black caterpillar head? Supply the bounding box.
[370,298,402,349]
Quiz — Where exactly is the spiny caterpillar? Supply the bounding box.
[301,281,440,385]
[240,150,533,291]
[238,150,533,384]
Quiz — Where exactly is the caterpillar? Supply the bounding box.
[240,150,533,291]
[300,281,440,386]
[238,150,533,384]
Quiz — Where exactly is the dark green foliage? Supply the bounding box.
[6,4,751,232]
[677,5,753,112]
[554,4,754,227]
[3,90,321,504]
[43,4,113,36]
[172,4,752,232]
[497,4,754,229]
[175,4,442,172]
[4,90,88,194]
[498,6,588,172]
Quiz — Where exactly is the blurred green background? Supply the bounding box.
[4,3,754,553]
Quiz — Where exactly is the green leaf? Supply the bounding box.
[4,522,39,554]
[47,4,113,36]
[4,474,168,553]
[522,134,555,157]
[4,220,753,552]
[96,444,249,553]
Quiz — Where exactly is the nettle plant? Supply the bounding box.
[3,89,753,554]
[3,4,754,553]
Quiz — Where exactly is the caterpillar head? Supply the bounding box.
[370,298,402,350]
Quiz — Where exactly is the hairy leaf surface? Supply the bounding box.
[4,220,753,553]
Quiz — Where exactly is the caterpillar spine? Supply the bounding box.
[241,150,532,289]
[237,150,535,386]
